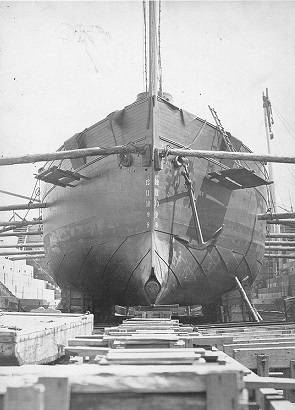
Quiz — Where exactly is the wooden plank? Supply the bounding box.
[202,329,295,337]
[269,400,295,409]
[234,337,295,344]
[234,347,295,369]
[245,375,295,390]
[200,323,295,332]
[38,377,70,410]
[64,346,109,358]
[68,338,107,347]
[103,334,180,341]
[224,340,295,356]
[105,350,200,365]
[190,335,233,349]
[4,384,44,410]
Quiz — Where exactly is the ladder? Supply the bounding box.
[208,105,242,167]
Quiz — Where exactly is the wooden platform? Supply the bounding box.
[0,312,93,365]
[2,317,295,409]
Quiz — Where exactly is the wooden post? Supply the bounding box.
[206,371,241,410]
[38,377,70,410]
[286,360,295,402]
[4,384,45,410]
[257,354,270,376]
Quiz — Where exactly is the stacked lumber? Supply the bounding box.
[3,318,295,409]
[198,321,295,372]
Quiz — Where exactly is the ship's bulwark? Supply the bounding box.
[42,95,266,308]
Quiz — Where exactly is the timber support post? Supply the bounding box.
[234,276,262,322]
[257,354,270,377]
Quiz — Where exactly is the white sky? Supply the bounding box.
[1,0,295,222]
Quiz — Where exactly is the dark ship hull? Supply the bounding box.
[42,94,266,309]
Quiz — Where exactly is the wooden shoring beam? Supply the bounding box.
[0,220,43,227]
[0,231,43,237]
[265,246,295,251]
[0,189,40,203]
[0,250,45,256]
[264,254,295,259]
[0,203,47,211]
[267,233,295,238]
[0,243,44,248]
[9,255,45,260]
[258,212,295,220]
[265,241,295,246]
[164,148,295,164]
[234,276,261,322]
[0,145,139,166]
[0,145,295,166]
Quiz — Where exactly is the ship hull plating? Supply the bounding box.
[42,96,266,307]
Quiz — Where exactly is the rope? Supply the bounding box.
[142,0,148,93]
